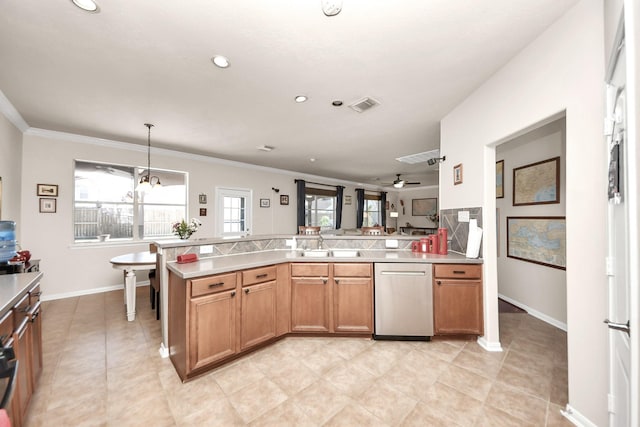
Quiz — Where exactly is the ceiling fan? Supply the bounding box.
[387,174,421,189]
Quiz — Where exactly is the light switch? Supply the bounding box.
[458,211,470,222]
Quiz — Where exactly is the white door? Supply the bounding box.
[605,18,633,426]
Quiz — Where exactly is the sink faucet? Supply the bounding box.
[317,235,324,250]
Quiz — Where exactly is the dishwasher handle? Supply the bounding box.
[379,271,426,276]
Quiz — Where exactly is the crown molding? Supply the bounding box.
[0,90,29,132]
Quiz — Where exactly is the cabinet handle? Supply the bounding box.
[230,291,236,297]
[30,312,39,322]
[244,288,250,294]
[335,279,340,285]
[32,292,42,297]
[322,278,328,284]
[436,280,442,285]
[256,273,268,279]
[208,282,225,288]
[19,305,31,314]
[452,270,466,274]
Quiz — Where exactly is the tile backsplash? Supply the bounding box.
[440,207,483,254]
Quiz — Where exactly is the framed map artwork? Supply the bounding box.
[506,216,566,270]
[512,157,560,206]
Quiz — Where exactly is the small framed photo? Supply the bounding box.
[280,195,289,205]
[198,193,207,204]
[199,208,207,216]
[37,184,58,197]
[496,160,504,198]
[453,164,463,185]
[260,198,270,208]
[39,198,56,213]
[344,195,352,205]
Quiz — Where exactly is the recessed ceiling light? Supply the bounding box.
[332,100,343,106]
[211,55,230,68]
[71,0,99,12]
[295,95,308,103]
[257,145,274,152]
[310,158,316,162]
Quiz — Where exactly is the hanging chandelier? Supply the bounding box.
[136,123,161,192]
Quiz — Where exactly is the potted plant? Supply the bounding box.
[172,218,202,239]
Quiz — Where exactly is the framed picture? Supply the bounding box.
[280,195,289,205]
[37,184,58,197]
[199,208,207,216]
[507,216,566,270]
[198,193,207,204]
[260,198,270,208]
[344,195,352,205]
[411,198,437,216]
[513,156,560,206]
[496,160,504,198]
[39,198,57,213]
[453,164,463,185]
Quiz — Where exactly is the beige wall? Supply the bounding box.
[0,113,23,231]
[16,129,369,298]
[440,0,607,424]
[496,119,567,328]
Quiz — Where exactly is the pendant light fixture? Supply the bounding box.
[136,123,161,192]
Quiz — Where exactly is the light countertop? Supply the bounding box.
[0,271,43,316]
[167,249,481,279]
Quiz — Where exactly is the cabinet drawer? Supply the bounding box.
[0,310,14,346]
[29,283,42,305]
[333,263,371,278]
[242,265,277,287]
[190,273,237,298]
[434,264,482,279]
[12,293,30,329]
[291,263,329,277]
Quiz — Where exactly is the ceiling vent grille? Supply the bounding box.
[349,97,380,113]
[396,149,440,164]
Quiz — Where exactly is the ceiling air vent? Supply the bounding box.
[396,149,440,164]
[348,97,380,113]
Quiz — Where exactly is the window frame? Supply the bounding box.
[305,187,337,230]
[363,193,382,227]
[215,187,253,238]
[73,160,187,243]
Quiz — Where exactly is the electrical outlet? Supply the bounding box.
[385,239,399,249]
[458,210,470,222]
[200,245,214,254]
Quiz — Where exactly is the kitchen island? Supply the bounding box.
[153,235,483,380]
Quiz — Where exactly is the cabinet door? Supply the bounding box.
[240,281,277,350]
[433,279,483,335]
[333,277,373,333]
[14,317,32,423]
[291,278,330,332]
[189,289,238,371]
[28,301,42,389]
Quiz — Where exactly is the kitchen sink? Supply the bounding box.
[301,249,330,257]
[330,249,360,257]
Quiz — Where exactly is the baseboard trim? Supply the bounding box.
[498,293,567,331]
[561,404,598,427]
[41,280,150,302]
[477,336,503,352]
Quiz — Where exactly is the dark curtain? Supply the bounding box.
[380,192,387,227]
[355,188,365,228]
[295,179,306,231]
[335,186,344,230]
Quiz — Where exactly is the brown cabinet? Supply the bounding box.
[291,263,330,332]
[240,267,277,350]
[28,283,43,389]
[333,263,373,333]
[433,264,483,335]
[12,294,32,425]
[291,262,373,334]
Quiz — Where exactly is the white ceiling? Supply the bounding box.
[0,0,579,188]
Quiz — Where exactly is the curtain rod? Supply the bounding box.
[294,179,344,189]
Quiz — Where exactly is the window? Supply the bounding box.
[305,188,336,230]
[363,194,381,227]
[216,188,252,237]
[74,161,186,242]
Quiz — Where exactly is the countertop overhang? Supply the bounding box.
[0,271,43,316]
[167,249,482,280]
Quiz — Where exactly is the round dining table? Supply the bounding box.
[110,251,157,321]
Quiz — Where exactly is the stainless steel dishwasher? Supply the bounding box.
[373,263,433,340]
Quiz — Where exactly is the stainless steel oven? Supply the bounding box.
[373,263,433,340]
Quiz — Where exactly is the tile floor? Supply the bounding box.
[24,287,573,426]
